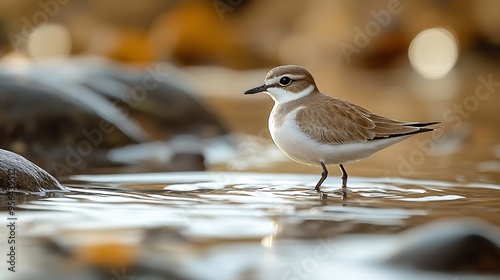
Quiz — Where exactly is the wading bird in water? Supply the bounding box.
[245,65,439,199]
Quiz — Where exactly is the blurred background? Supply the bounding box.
[2,2,500,279]
[0,0,499,181]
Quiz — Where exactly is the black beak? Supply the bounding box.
[244,84,269,95]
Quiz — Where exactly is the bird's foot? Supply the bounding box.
[332,186,349,200]
[315,187,349,200]
[319,191,328,200]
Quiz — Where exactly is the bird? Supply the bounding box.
[244,65,439,198]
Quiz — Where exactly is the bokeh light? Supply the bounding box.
[408,28,458,79]
[27,24,72,59]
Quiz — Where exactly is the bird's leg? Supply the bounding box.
[339,164,348,199]
[339,164,348,188]
[314,162,328,192]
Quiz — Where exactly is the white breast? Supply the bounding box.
[269,106,324,165]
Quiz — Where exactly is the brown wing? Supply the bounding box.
[295,95,427,145]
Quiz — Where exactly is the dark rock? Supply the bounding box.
[0,58,229,176]
[385,219,500,274]
[0,149,66,193]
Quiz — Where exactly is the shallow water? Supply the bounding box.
[13,172,500,237]
[1,169,499,279]
[20,172,500,234]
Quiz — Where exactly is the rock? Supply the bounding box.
[0,58,229,176]
[385,219,500,274]
[0,149,66,193]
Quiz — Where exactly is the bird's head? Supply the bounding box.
[244,65,318,104]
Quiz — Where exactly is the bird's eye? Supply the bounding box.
[279,76,292,86]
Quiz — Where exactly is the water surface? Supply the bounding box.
[1,169,499,279]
